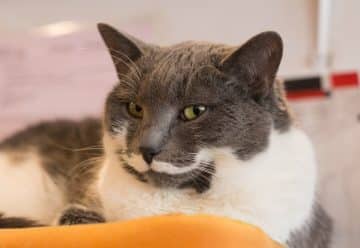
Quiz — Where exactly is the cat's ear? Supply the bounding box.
[220,31,283,99]
[97,23,148,75]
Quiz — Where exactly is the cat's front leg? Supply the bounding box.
[56,204,105,225]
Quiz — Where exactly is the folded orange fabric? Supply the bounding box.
[0,214,283,248]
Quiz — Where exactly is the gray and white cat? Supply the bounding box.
[0,23,332,247]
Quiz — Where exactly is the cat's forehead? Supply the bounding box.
[150,42,229,75]
[111,42,233,108]
[134,42,230,102]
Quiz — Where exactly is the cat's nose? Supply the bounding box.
[139,146,161,165]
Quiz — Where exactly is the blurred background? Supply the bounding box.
[0,0,359,247]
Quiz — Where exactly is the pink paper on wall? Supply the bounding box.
[0,23,154,139]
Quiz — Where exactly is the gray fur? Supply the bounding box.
[101,25,291,191]
[59,207,105,225]
[0,213,42,228]
[287,203,333,248]
[0,119,104,226]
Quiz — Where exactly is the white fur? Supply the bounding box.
[151,149,213,174]
[99,127,317,243]
[112,122,128,147]
[151,160,197,174]
[124,154,148,172]
[0,151,64,224]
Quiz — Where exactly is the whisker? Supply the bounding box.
[46,141,103,153]
[110,55,140,82]
[116,74,139,89]
[109,48,142,80]
[115,71,137,84]
[198,164,218,179]
[110,49,142,79]
[70,156,103,174]
[70,147,104,152]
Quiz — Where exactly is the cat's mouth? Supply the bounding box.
[117,148,215,193]
[121,158,215,193]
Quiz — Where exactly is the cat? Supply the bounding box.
[0,23,332,247]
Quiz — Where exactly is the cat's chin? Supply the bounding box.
[118,153,215,192]
[144,169,196,188]
[142,161,215,193]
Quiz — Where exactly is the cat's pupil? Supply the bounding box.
[193,106,201,116]
[135,105,142,112]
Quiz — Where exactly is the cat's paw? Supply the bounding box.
[58,205,105,225]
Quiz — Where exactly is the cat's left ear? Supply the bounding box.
[97,23,152,76]
[220,31,283,99]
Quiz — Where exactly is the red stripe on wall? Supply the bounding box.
[331,72,359,88]
[286,90,327,100]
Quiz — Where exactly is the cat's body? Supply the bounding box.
[0,24,332,247]
[0,119,103,226]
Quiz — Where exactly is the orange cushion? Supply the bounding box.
[0,214,283,248]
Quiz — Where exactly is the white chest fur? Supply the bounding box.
[98,128,317,243]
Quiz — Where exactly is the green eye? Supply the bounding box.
[127,102,143,118]
[182,105,207,121]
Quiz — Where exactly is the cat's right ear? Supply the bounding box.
[97,23,146,76]
[220,31,283,100]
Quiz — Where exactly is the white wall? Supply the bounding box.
[331,0,360,71]
[1,0,359,77]
[0,0,315,77]
[154,0,317,77]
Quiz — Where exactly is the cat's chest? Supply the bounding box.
[99,163,216,218]
[98,128,317,243]
[98,145,247,223]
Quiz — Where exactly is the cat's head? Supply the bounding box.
[98,23,291,192]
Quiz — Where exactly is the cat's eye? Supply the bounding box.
[181,105,207,121]
[127,102,143,118]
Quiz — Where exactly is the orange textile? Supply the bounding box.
[0,214,283,248]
